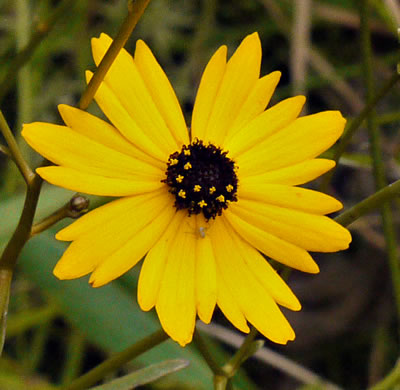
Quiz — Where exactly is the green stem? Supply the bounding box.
[61,329,168,390]
[0,0,79,104]
[30,194,89,237]
[0,144,11,157]
[359,0,400,324]
[368,359,400,390]
[61,331,86,385]
[0,173,43,271]
[78,0,151,110]
[335,179,400,227]
[0,173,43,357]
[320,71,400,191]
[0,269,12,356]
[194,329,224,376]
[0,109,33,184]
[210,326,260,389]
[222,327,258,377]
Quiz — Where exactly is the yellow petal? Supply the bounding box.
[194,215,217,324]
[138,211,186,311]
[156,216,197,346]
[36,166,163,197]
[91,34,178,154]
[22,122,161,180]
[240,158,336,185]
[212,217,295,344]
[191,45,227,141]
[226,96,306,158]
[237,111,346,177]
[238,182,343,214]
[204,32,262,145]
[216,274,250,333]
[134,40,189,146]
[89,204,175,287]
[54,192,170,278]
[224,209,319,273]
[226,71,281,139]
[223,220,301,311]
[58,104,163,169]
[230,200,352,252]
[86,70,168,162]
[56,190,169,241]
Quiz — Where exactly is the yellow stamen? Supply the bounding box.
[194,184,201,192]
[226,184,234,192]
[169,158,178,166]
[216,195,225,202]
[184,149,191,156]
[184,162,192,170]
[176,175,184,183]
[209,186,216,194]
[198,200,207,208]
[178,190,186,199]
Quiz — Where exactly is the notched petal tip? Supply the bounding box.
[88,275,106,288]
[53,263,73,281]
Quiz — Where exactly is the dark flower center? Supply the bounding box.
[162,139,238,220]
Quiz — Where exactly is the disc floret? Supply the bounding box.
[163,139,238,220]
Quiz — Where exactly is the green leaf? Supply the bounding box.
[89,359,189,389]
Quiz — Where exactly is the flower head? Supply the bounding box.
[22,32,351,346]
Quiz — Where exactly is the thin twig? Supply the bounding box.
[30,194,89,237]
[320,71,400,191]
[290,0,312,97]
[368,359,400,390]
[222,326,259,377]
[78,0,151,110]
[261,0,363,112]
[0,109,33,184]
[0,144,11,157]
[197,322,342,390]
[193,329,224,376]
[61,329,168,390]
[359,0,400,325]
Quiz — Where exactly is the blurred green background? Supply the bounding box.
[1,0,400,389]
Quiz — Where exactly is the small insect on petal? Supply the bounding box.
[199,226,206,238]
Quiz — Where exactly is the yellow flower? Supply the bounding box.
[22,32,351,346]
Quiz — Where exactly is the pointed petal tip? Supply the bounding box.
[198,308,214,324]
[247,31,260,41]
[241,31,261,49]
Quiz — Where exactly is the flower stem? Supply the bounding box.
[368,359,400,390]
[320,71,400,192]
[335,179,400,227]
[204,325,260,390]
[78,0,151,110]
[0,109,33,184]
[30,194,89,237]
[0,269,12,356]
[0,173,43,356]
[0,0,79,105]
[61,329,168,390]
[0,144,11,158]
[222,326,259,377]
[194,329,224,376]
[359,0,400,325]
